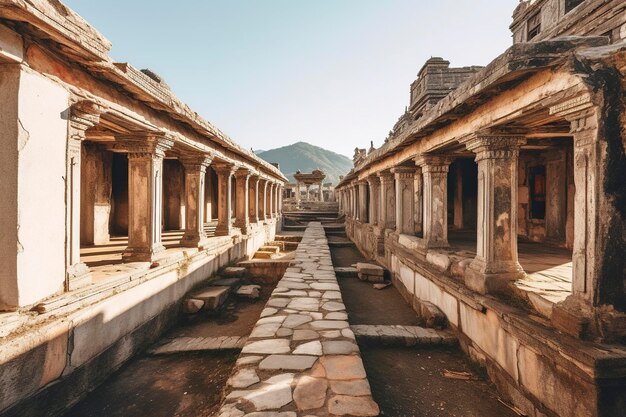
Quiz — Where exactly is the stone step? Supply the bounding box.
[208,277,241,287]
[334,267,358,278]
[260,245,281,254]
[148,336,247,355]
[254,250,277,259]
[222,266,248,278]
[351,325,457,347]
[189,286,231,310]
[265,241,286,251]
[235,285,261,299]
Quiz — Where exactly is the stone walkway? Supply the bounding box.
[218,223,379,417]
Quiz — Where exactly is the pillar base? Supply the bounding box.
[552,295,626,342]
[234,220,251,235]
[67,262,92,291]
[215,224,233,236]
[180,233,210,249]
[464,259,524,294]
[122,244,166,263]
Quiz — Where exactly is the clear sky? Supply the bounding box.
[63,0,519,158]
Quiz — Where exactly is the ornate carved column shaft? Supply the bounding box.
[119,132,174,262]
[180,154,213,248]
[416,156,451,249]
[358,182,368,222]
[66,101,105,290]
[214,163,236,236]
[378,171,396,230]
[414,167,423,235]
[367,176,380,226]
[392,167,416,235]
[463,136,525,294]
[234,168,251,234]
[249,175,260,223]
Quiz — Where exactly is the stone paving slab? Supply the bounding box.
[217,223,379,417]
[148,336,247,354]
[351,325,457,347]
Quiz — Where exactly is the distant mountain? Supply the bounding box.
[253,149,266,154]
[256,142,352,185]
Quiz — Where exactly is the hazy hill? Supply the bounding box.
[256,142,352,185]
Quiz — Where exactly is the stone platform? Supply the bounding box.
[217,223,379,416]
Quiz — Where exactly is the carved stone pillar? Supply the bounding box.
[378,171,396,230]
[214,163,236,236]
[259,178,268,220]
[305,184,311,201]
[276,184,282,215]
[296,181,301,203]
[180,154,213,248]
[66,101,105,290]
[357,182,367,222]
[416,156,450,249]
[414,168,423,235]
[249,174,260,224]
[392,167,415,235]
[551,110,626,340]
[545,150,567,244]
[320,181,325,202]
[269,182,275,218]
[119,132,174,262]
[234,168,251,234]
[453,164,464,229]
[367,176,380,226]
[462,136,525,294]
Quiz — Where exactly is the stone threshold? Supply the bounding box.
[351,324,458,347]
[217,222,379,417]
[148,336,247,354]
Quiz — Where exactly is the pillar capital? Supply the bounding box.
[463,135,526,161]
[213,162,238,176]
[117,131,174,158]
[415,155,452,172]
[179,153,213,173]
[391,166,416,179]
[377,170,394,183]
[366,175,380,186]
[69,100,106,140]
[234,167,253,179]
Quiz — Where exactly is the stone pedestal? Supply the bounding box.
[416,156,450,248]
[378,172,395,230]
[215,164,236,236]
[120,133,173,262]
[234,168,251,234]
[463,136,525,294]
[180,155,212,248]
[392,167,415,235]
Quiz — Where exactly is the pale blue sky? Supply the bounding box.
[64,0,518,157]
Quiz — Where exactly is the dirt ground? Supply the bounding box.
[62,352,236,417]
[330,242,518,417]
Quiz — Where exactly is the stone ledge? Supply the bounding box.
[351,325,457,347]
[148,336,247,354]
[217,223,379,417]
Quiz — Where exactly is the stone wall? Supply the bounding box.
[0,221,278,416]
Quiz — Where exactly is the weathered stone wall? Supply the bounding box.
[0,221,277,416]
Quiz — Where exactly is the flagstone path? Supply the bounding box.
[217,222,379,417]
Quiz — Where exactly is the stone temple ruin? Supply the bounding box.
[0,1,625,417]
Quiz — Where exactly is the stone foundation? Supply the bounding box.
[346,221,626,417]
[0,223,277,416]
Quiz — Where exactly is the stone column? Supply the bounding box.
[414,168,423,235]
[180,154,213,248]
[378,171,396,230]
[453,164,464,229]
[276,184,282,215]
[416,156,450,249]
[214,163,236,236]
[545,150,567,244]
[463,136,525,294]
[551,110,626,340]
[120,132,173,262]
[66,101,104,289]
[305,184,311,201]
[259,178,268,220]
[320,181,325,202]
[234,168,251,234]
[358,182,368,222]
[392,167,415,235]
[249,174,260,223]
[295,181,301,203]
[367,176,380,226]
[268,182,275,218]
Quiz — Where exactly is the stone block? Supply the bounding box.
[426,251,451,271]
[418,300,447,329]
[236,285,260,299]
[222,267,247,278]
[209,277,241,287]
[355,262,384,276]
[182,299,204,314]
[192,286,231,310]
